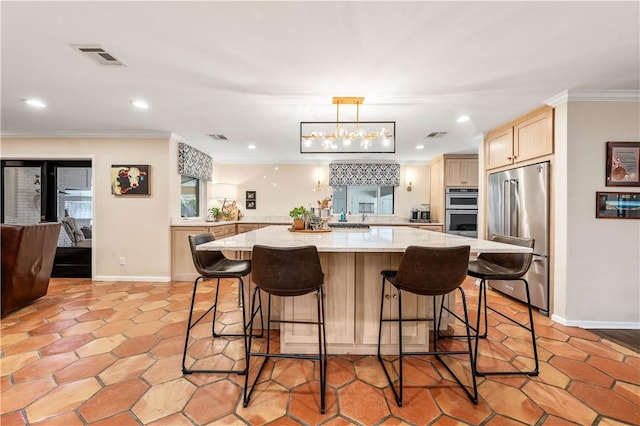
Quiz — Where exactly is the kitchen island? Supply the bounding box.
[197,225,531,355]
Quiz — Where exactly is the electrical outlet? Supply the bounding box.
[119,257,125,266]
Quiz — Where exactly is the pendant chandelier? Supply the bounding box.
[300,97,395,154]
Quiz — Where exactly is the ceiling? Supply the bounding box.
[1,1,638,164]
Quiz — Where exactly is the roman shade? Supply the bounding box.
[178,142,213,181]
[329,162,400,186]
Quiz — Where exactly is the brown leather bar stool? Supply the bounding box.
[243,245,327,414]
[467,234,539,376]
[182,233,263,375]
[377,245,478,406]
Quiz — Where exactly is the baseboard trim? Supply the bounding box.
[551,314,640,329]
[93,275,172,282]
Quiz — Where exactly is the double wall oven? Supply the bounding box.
[445,188,478,238]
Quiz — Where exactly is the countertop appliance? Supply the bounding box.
[487,161,550,315]
[445,188,478,237]
[410,204,431,222]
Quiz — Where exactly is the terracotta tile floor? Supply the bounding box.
[1,277,639,425]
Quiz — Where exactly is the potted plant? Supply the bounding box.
[289,206,308,230]
[208,207,223,222]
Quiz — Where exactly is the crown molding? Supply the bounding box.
[545,90,640,106]
[0,131,170,139]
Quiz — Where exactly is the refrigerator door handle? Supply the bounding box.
[502,180,510,235]
[510,179,519,236]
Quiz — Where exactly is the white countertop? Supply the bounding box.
[196,225,530,254]
[172,216,443,227]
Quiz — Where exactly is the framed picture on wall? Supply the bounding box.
[596,191,640,219]
[246,191,256,200]
[111,164,150,195]
[246,200,256,209]
[606,141,640,186]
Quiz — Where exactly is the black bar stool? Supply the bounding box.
[243,245,327,414]
[181,233,263,375]
[377,245,478,406]
[467,234,539,377]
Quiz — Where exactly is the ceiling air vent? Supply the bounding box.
[208,134,228,141]
[426,131,449,138]
[70,44,125,66]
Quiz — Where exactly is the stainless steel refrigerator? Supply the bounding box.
[487,161,550,315]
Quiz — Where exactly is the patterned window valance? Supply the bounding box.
[177,142,213,181]
[329,162,400,186]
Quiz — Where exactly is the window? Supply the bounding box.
[180,176,200,217]
[332,185,394,215]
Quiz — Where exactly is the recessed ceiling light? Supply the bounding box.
[131,100,149,109]
[24,99,46,108]
[248,144,256,150]
[457,115,470,123]
[415,144,425,150]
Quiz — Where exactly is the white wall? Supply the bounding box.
[1,137,173,281]
[553,101,640,327]
[209,163,430,219]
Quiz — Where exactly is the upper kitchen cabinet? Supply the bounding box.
[445,157,479,187]
[485,106,554,170]
[429,154,478,223]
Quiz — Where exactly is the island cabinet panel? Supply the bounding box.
[355,253,429,352]
[171,226,207,281]
[171,224,237,281]
[280,253,355,352]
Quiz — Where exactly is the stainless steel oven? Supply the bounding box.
[445,209,478,237]
[445,188,478,209]
[445,188,478,237]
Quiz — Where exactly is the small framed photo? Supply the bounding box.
[596,192,640,219]
[606,141,640,186]
[111,165,150,195]
[246,200,256,209]
[246,191,256,200]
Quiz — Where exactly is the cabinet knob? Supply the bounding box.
[507,156,513,160]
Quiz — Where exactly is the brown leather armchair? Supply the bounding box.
[1,222,61,317]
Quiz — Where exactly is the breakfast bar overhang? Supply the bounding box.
[197,225,532,355]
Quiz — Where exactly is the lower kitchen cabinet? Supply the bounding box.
[411,224,444,233]
[170,224,236,281]
[275,251,450,355]
[280,252,356,352]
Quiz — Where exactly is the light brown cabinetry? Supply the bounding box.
[356,252,428,349]
[411,224,444,233]
[485,106,553,170]
[429,154,478,223]
[237,223,265,234]
[171,224,237,281]
[281,252,355,353]
[445,158,479,187]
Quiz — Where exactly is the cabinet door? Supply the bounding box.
[171,226,207,281]
[417,225,444,233]
[463,159,479,186]
[356,252,427,346]
[281,253,355,353]
[445,158,478,187]
[485,128,514,170]
[514,108,553,163]
[237,224,262,234]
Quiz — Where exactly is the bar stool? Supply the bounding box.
[467,234,538,376]
[377,245,478,406]
[243,245,327,414]
[181,233,263,375]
